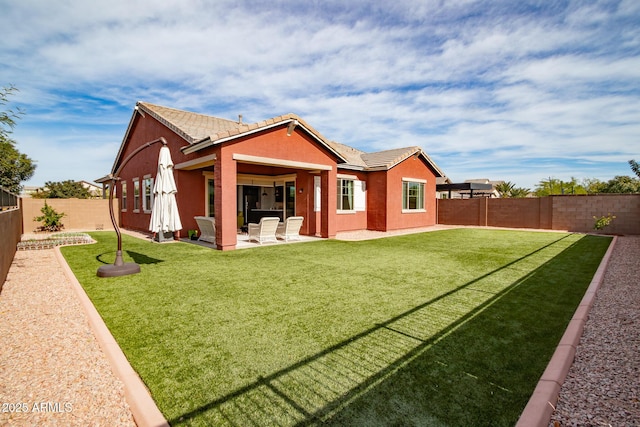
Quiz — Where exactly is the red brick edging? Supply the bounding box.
[516,235,618,427]
[54,247,169,427]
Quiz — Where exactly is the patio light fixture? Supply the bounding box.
[97,137,168,278]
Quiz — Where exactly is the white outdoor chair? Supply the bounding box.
[276,216,304,242]
[194,216,216,244]
[248,217,279,244]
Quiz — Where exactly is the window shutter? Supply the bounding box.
[314,176,321,212]
[354,180,366,211]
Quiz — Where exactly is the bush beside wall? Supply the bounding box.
[22,198,118,233]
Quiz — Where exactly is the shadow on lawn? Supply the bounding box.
[95,251,164,265]
[169,234,598,426]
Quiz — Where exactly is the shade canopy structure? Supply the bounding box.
[436,182,494,199]
[149,146,182,241]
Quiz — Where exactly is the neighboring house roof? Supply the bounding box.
[113,102,444,177]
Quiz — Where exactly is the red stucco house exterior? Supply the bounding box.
[107,102,445,250]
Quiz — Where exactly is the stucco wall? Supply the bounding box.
[371,155,438,232]
[438,194,640,234]
[0,208,22,291]
[22,198,118,233]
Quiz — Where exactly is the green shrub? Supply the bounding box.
[34,201,65,232]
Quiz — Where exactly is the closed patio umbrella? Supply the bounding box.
[149,145,182,241]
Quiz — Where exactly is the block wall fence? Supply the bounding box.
[437,194,640,235]
[0,208,22,291]
[21,198,119,234]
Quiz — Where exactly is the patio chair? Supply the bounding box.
[194,216,216,244]
[248,217,279,244]
[276,216,304,242]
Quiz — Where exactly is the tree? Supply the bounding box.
[0,142,36,194]
[494,181,531,198]
[495,181,515,198]
[597,175,640,194]
[33,201,65,232]
[534,177,586,196]
[630,160,640,179]
[581,178,606,194]
[0,85,36,193]
[31,180,93,199]
[510,187,531,198]
[0,85,22,135]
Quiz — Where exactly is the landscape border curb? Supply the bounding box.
[54,246,169,427]
[515,235,618,427]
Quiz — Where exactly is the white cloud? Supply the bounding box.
[1,0,639,189]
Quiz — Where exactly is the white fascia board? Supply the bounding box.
[232,153,333,171]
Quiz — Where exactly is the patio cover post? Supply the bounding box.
[320,169,337,239]
[214,148,238,251]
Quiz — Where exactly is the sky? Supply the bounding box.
[1,0,639,190]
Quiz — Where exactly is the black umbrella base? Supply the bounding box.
[97,263,141,277]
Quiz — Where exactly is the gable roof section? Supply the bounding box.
[136,103,346,162]
[112,102,444,177]
[326,141,444,177]
[137,102,241,143]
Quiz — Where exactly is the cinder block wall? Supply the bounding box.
[22,198,118,233]
[0,208,22,291]
[488,198,542,229]
[552,194,640,235]
[438,194,640,235]
[437,198,482,225]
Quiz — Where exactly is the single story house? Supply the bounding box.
[105,102,445,250]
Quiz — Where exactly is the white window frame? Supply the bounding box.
[402,178,426,213]
[133,178,140,212]
[121,181,127,212]
[143,175,153,213]
[337,177,355,213]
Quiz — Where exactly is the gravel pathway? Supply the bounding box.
[550,235,640,426]
[0,249,135,426]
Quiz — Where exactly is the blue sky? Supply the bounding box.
[1,0,639,189]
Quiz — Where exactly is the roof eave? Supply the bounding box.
[337,164,366,171]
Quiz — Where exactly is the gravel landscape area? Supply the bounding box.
[0,249,135,426]
[336,222,637,425]
[550,235,640,426]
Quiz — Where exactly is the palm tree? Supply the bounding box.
[510,187,531,198]
[630,160,640,179]
[495,181,515,198]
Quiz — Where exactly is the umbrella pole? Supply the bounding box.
[97,137,166,277]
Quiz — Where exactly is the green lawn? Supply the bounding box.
[61,229,611,426]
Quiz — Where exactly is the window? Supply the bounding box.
[133,178,140,212]
[337,178,354,211]
[121,181,127,211]
[207,178,215,217]
[402,179,425,211]
[143,176,153,212]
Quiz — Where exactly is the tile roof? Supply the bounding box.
[133,102,444,176]
[137,102,244,143]
[361,147,422,169]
